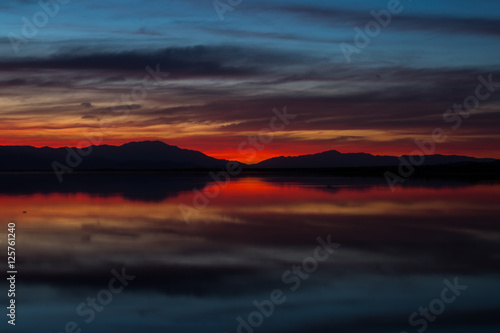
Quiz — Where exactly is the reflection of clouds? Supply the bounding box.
[5,178,500,282]
[207,200,482,216]
[2,177,500,332]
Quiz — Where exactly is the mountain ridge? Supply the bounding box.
[0,141,497,171]
[252,149,496,168]
[0,140,238,171]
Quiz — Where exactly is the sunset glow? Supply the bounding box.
[1,0,500,160]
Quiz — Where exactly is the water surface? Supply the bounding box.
[1,174,499,333]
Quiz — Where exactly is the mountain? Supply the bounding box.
[0,142,496,171]
[0,141,239,171]
[252,150,496,168]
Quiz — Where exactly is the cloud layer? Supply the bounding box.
[0,0,499,160]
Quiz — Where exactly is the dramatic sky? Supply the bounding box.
[1,0,500,161]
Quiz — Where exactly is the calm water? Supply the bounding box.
[1,173,499,333]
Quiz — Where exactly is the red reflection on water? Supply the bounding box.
[1,180,499,227]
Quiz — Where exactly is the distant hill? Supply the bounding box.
[0,142,496,171]
[0,141,239,171]
[252,150,496,168]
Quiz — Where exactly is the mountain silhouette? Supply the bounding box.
[0,142,496,171]
[253,150,496,168]
[0,140,238,171]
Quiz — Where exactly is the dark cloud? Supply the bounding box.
[81,114,96,119]
[80,104,142,121]
[107,104,141,111]
[0,78,27,86]
[0,77,73,88]
[80,102,93,108]
[0,45,308,78]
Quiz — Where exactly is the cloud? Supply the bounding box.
[80,102,93,108]
[0,45,309,78]
[108,104,141,111]
[80,104,142,121]
[81,114,96,119]
[273,4,500,37]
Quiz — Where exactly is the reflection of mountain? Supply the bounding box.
[0,141,239,171]
[0,173,211,201]
[7,176,500,332]
[253,150,496,168]
[12,178,500,299]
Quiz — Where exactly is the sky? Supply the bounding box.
[1,0,500,161]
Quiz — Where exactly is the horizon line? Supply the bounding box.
[0,139,498,162]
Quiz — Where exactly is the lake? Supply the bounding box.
[1,173,499,333]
